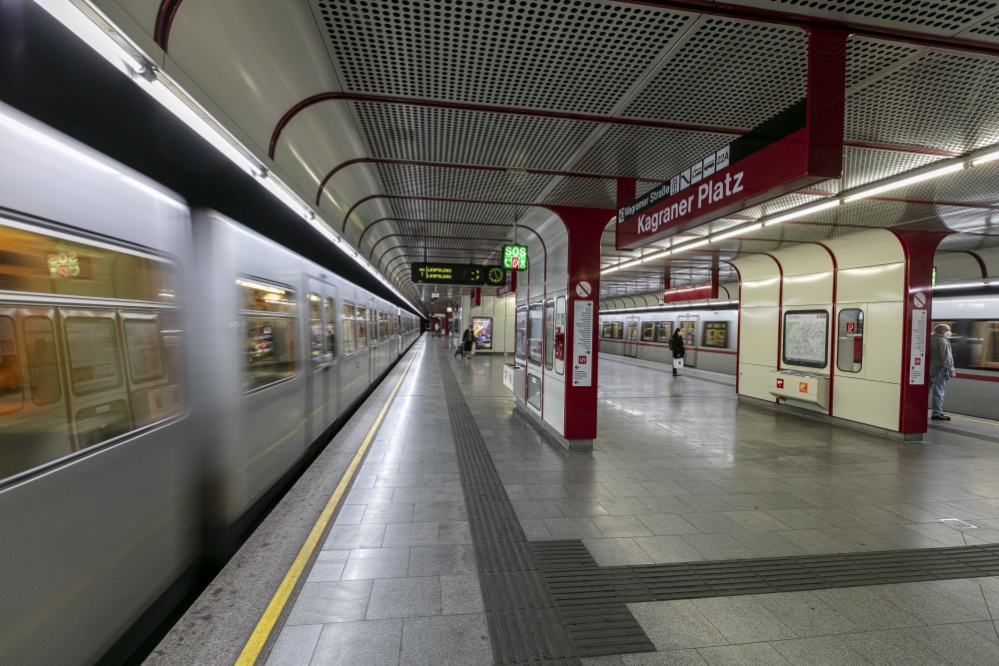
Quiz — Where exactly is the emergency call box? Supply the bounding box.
[769,370,829,409]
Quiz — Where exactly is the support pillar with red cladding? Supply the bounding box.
[544,205,613,444]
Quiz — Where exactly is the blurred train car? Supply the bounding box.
[598,301,739,375]
[0,102,419,666]
[932,293,999,421]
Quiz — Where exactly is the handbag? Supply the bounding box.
[673,358,684,369]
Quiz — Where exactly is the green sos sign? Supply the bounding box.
[503,244,528,271]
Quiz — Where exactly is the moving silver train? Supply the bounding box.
[0,102,420,666]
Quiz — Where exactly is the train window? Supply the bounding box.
[656,322,672,343]
[238,279,297,392]
[641,321,655,342]
[837,309,864,373]
[0,222,180,303]
[65,317,124,396]
[355,306,368,351]
[123,319,167,384]
[0,316,23,414]
[703,322,728,348]
[528,302,543,367]
[545,299,555,371]
[309,294,323,367]
[23,316,60,405]
[379,312,389,342]
[515,305,527,363]
[341,302,356,355]
[325,298,337,359]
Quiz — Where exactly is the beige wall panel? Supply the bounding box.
[739,363,777,401]
[732,255,780,282]
[832,376,900,431]
[775,244,832,277]
[783,272,833,307]
[865,300,904,384]
[740,306,778,366]
[934,252,985,283]
[825,229,904,270]
[837,262,904,304]
[741,277,781,308]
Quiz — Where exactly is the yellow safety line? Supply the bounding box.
[948,414,999,428]
[234,344,419,666]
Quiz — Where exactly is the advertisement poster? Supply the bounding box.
[472,317,493,351]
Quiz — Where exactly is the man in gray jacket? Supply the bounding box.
[929,323,956,421]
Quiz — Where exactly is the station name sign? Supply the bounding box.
[615,30,847,250]
[411,262,507,286]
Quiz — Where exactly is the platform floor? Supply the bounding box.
[225,338,999,665]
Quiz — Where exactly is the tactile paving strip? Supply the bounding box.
[434,346,654,664]
[533,540,999,605]
[928,424,999,445]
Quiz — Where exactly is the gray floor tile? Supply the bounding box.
[306,550,350,583]
[811,588,922,631]
[634,536,706,563]
[905,623,999,666]
[341,547,411,580]
[441,574,484,615]
[323,524,386,550]
[592,514,655,538]
[629,600,728,650]
[407,544,477,576]
[840,629,950,665]
[400,614,492,665]
[684,533,758,560]
[264,624,322,666]
[771,636,869,665]
[622,650,709,665]
[308,618,402,665]
[690,596,798,644]
[543,516,605,539]
[437,520,472,545]
[382,522,440,547]
[697,643,791,665]
[754,592,861,638]
[870,582,988,625]
[583,537,656,565]
[286,580,372,625]
[362,503,415,524]
[366,576,442,619]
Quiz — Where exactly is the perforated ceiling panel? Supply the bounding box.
[728,0,998,36]
[623,19,808,128]
[396,220,514,240]
[374,163,552,201]
[845,38,923,89]
[312,0,694,113]
[846,50,999,152]
[572,125,737,182]
[387,199,532,225]
[353,103,596,169]
[543,176,617,208]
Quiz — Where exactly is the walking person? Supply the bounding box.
[462,324,474,360]
[930,323,956,420]
[670,328,685,376]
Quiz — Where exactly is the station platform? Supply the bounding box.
[148,337,999,666]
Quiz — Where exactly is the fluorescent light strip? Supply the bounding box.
[33,0,421,314]
[843,163,965,202]
[933,280,994,290]
[764,198,841,226]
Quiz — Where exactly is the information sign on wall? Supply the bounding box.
[572,300,593,387]
[909,308,927,385]
[783,310,829,368]
[411,262,507,286]
[503,244,528,271]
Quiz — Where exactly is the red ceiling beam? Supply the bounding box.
[316,158,671,206]
[153,0,184,51]
[270,93,959,162]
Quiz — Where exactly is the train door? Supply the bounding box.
[624,316,639,358]
[679,315,699,367]
[307,278,338,441]
[368,300,378,384]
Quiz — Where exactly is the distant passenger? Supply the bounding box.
[462,325,474,360]
[930,323,956,421]
[670,329,685,376]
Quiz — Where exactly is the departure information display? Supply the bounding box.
[411,262,507,286]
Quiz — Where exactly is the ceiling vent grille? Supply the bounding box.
[312,0,693,114]
[623,19,808,129]
[731,0,996,35]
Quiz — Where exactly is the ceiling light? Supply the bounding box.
[843,163,965,202]
[712,223,761,242]
[971,150,999,166]
[765,199,840,226]
[933,280,993,290]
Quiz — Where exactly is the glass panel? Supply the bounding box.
[545,300,555,371]
[325,298,336,357]
[641,321,655,342]
[0,222,179,302]
[703,322,728,348]
[355,306,367,351]
[65,317,123,396]
[656,321,672,343]
[237,279,295,314]
[23,316,60,406]
[242,316,297,391]
[123,319,167,383]
[782,310,829,369]
[309,293,323,366]
[379,312,389,342]
[341,302,355,355]
[528,302,543,367]
[0,316,23,415]
[837,309,864,373]
[515,306,527,362]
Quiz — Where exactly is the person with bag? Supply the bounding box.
[461,325,474,360]
[670,328,685,376]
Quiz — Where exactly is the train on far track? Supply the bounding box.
[0,102,420,666]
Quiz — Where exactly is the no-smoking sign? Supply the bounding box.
[575,281,592,298]
[913,292,926,308]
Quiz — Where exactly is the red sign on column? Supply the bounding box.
[615,28,845,250]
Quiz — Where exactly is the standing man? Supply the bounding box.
[929,323,956,421]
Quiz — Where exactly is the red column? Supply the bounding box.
[891,229,950,435]
[544,205,613,441]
